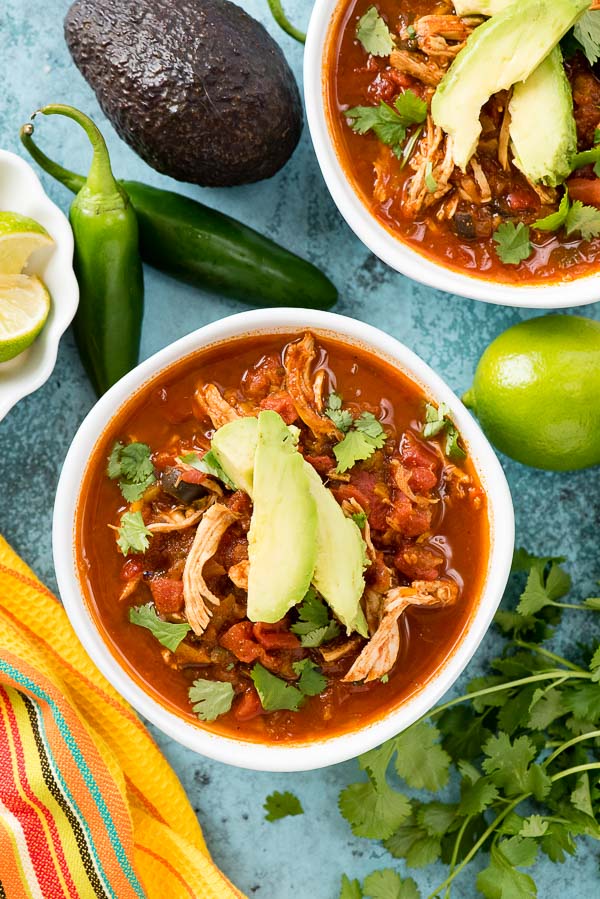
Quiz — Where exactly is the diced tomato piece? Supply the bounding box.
[366,553,392,593]
[220,622,264,664]
[253,622,300,650]
[401,432,438,470]
[333,483,371,511]
[409,466,438,493]
[259,391,298,424]
[149,578,184,614]
[568,178,600,210]
[350,470,390,531]
[395,545,444,581]
[226,491,253,529]
[304,454,335,476]
[152,451,179,470]
[387,492,432,537]
[179,467,208,484]
[234,687,263,721]
[121,557,144,580]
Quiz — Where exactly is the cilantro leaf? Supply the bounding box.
[363,868,420,899]
[300,622,342,647]
[293,658,327,696]
[422,403,466,461]
[393,722,451,792]
[251,662,304,712]
[425,161,438,193]
[458,769,499,816]
[339,780,411,839]
[493,222,532,265]
[352,510,367,528]
[573,11,600,65]
[340,875,364,899]
[346,92,426,156]
[482,733,550,800]
[179,450,235,489]
[520,815,548,838]
[476,837,537,899]
[334,415,386,473]
[565,200,600,240]
[356,6,395,57]
[291,590,342,646]
[263,790,303,821]
[129,603,190,651]
[188,678,234,721]
[116,511,153,555]
[107,441,156,502]
[325,392,354,432]
[438,706,493,761]
[534,191,570,232]
[517,561,571,616]
[354,412,386,442]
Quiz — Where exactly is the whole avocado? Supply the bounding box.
[64,0,303,186]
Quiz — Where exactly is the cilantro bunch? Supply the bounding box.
[338,553,600,898]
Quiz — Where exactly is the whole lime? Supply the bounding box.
[463,315,600,471]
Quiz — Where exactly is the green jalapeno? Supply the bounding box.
[25,104,144,396]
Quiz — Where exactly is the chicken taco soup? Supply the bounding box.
[76,331,489,743]
[326,0,600,283]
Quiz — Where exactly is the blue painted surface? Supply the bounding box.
[0,1,598,896]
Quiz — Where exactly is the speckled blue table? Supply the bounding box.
[1,2,599,897]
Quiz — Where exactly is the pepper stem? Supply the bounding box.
[20,123,85,195]
[33,104,119,198]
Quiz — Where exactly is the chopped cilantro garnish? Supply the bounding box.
[293,659,327,696]
[188,678,234,722]
[425,161,438,193]
[565,200,600,240]
[325,392,353,432]
[264,790,304,822]
[116,511,153,555]
[406,24,417,40]
[346,92,427,158]
[573,11,600,65]
[423,403,466,461]
[334,411,387,473]
[493,221,532,265]
[179,449,235,489]
[251,663,304,712]
[534,191,571,232]
[107,441,156,502]
[291,589,342,647]
[595,128,600,146]
[129,603,190,651]
[356,6,395,57]
[352,511,367,529]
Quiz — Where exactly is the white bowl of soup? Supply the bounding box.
[304,0,600,307]
[53,308,514,771]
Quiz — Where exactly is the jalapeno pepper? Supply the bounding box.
[25,105,144,396]
[20,122,338,311]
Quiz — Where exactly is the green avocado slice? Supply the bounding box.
[431,0,589,171]
[453,0,513,13]
[211,416,258,496]
[246,411,317,623]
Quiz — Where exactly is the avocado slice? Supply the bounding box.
[509,47,577,186]
[453,0,512,13]
[304,463,368,637]
[211,416,258,497]
[431,0,589,172]
[246,411,317,624]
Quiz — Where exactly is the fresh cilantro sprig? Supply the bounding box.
[534,191,571,232]
[291,587,341,647]
[573,10,600,65]
[423,402,466,461]
[325,392,354,432]
[116,511,153,555]
[179,450,235,489]
[189,678,235,721]
[251,663,305,712]
[107,441,156,502]
[293,658,327,696]
[264,790,304,821]
[129,603,190,651]
[346,91,427,159]
[335,412,387,473]
[337,552,600,898]
[535,192,600,240]
[356,6,395,57]
[493,221,532,265]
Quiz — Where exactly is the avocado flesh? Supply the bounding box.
[303,464,368,637]
[246,412,317,624]
[431,0,589,172]
[509,47,577,186]
[453,0,514,13]
[211,416,258,497]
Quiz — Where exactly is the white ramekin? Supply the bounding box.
[53,309,514,771]
[303,1,600,309]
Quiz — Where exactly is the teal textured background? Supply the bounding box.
[0,1,599,896]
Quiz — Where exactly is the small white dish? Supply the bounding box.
[53,308,514,772]
[303,0,600,308]
[0,150,79,421]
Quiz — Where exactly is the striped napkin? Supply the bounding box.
[0,535,245,899]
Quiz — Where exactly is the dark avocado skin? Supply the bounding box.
[64,0,303,186]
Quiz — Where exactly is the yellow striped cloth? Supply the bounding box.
[0,535,245,899]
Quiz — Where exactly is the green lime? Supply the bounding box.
[463,315,600,471]
[0,211,53,275]
[0,274,51,362]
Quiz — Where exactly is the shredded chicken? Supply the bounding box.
[183,503,236,635]
[228,559,249,591]
[147,506,206,533]
[319,635,364,663]
[364,588,383,636]
[342,579,459,683]
[313,369,326,412]
[284,333,341,440]
[195,383,240,429]
[498,101,511,171]
[413,15,470,58]
[118,575,142,602]
[390,49,446,87]
[405,116,455,217]
[470,157,492,204]
[525,177,558,207]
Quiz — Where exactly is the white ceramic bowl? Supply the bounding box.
[304,1,600,309]
[53,309,514,771]
[0,150,79,421]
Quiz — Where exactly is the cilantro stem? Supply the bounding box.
[443,816,471,899]
[544,731,600,768]
[513,640,586,672]
[549,601,592,611]
[550,763,600,784]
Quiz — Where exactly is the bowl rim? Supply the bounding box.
[53,308,514,772]
[0,149,79,421]
[303,0,600,309]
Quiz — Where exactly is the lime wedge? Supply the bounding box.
[0,212,53,275]
[0,274,51,362]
